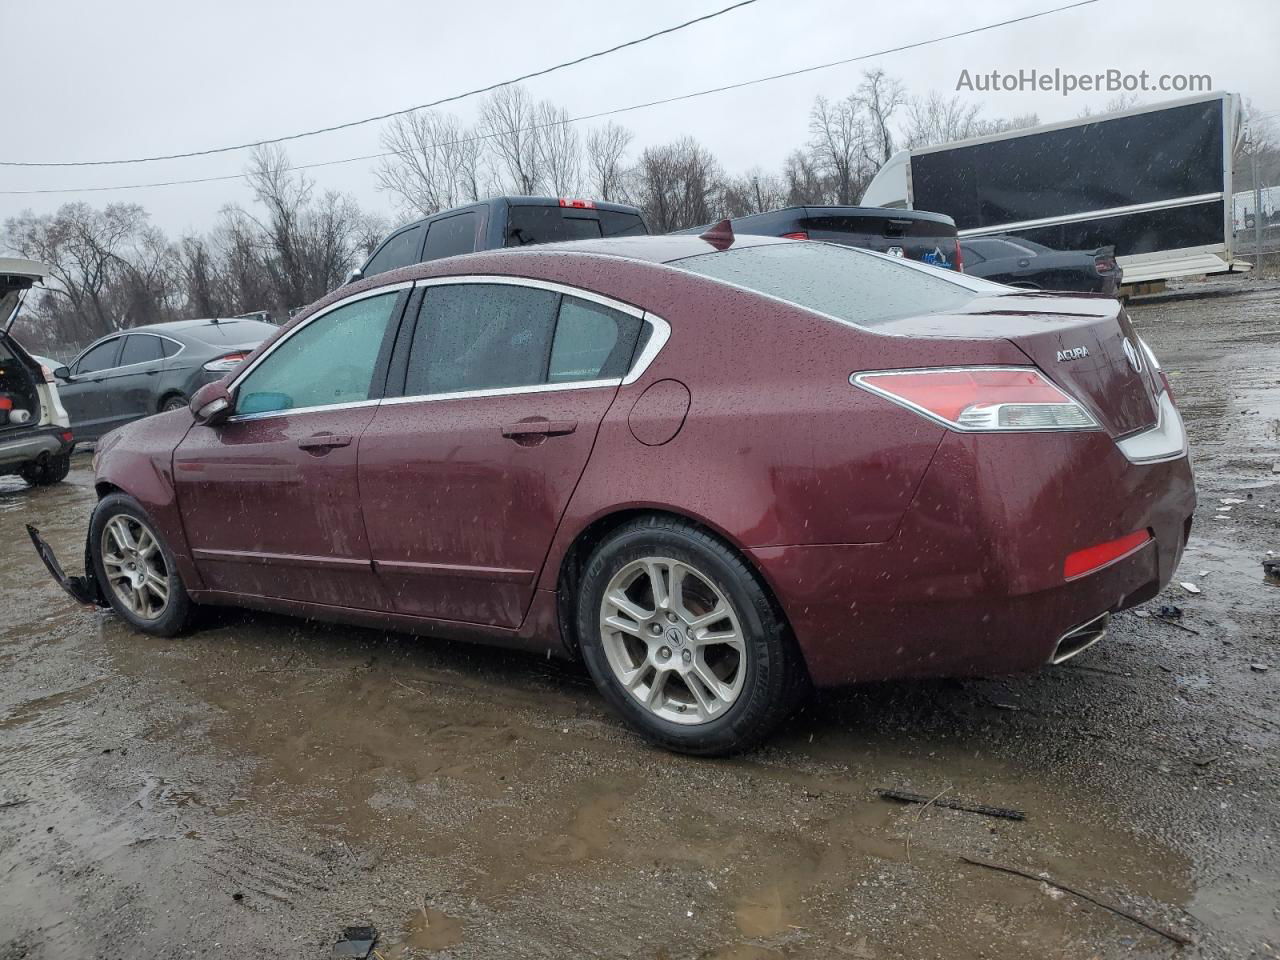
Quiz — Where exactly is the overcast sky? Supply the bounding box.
[4,0,1278,237]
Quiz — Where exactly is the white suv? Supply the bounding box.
[1,259,74,486]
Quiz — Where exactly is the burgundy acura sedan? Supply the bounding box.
[31,230,1194,755]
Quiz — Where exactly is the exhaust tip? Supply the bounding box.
[1051,612,1110,664]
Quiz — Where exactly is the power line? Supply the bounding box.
[0,0,1101,197]
[0,0,762,168]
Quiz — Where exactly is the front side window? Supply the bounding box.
[549,298,643,383]
[235,293,398,415]
[363,226,424,278]
[75,338,122,374]
[405,284,558,395]
[423,213,477,261]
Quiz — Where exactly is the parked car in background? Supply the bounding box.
[675,205,962,269]
[960,236,1123,294]
[349,196,649,282]
[32,231,1193,755]
[56,317,277,444]
[1,259,74,486]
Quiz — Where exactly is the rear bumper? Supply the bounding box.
[0,424,74,471]
[751,430,1195,687]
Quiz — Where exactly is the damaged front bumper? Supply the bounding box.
[27,524,107,607]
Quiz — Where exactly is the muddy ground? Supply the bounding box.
[1,281,1278,960]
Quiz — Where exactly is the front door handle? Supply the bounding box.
[298,433,352,452]
[501,419,577,438]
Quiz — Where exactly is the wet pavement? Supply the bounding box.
[2,283,1278,959]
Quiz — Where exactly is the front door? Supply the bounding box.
[59,336,122,440]
[359,281,648,627]
[174,288,408,609]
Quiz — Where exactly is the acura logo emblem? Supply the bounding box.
[1122,338,1144,374]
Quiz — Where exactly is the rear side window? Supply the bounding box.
[75,338,122,374]
[364,225,424,277]
[423,213,477,261]
[549,298,643,383]
[160,338,182,357]
[505,207,603,246]
[120,334,164,366]
[406,284,558,395]
[674,243,978,327]
[235,293,399,415]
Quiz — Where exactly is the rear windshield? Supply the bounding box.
[185,320,277,345]
[505,207,646,247]
[673,242,985,327]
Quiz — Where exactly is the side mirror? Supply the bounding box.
[189,381,233,426]
[345,268,363,285]
[53,365,71,381]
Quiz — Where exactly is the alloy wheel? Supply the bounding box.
[100,514,171,620]
[599,556,746,724]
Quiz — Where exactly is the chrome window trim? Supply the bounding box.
[72,331,188,375]
[227,281,415,394]
[222,275,671,419]
[395,275,670,400]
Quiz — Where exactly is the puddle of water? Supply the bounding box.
[385,905,464,956]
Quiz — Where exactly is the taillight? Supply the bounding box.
[1138,338,1174,400]
[1064,530,1151,579]
[558,198,596,209]
[203,351,251,373]
[953,238,965,273]
[851,367,1099,432]
[781,231,808,240]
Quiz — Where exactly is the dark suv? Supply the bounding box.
[351,196,649,282]
[676,205,962,270]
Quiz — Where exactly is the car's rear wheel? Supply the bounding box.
[19,453,70,486]
[90,493,194,636]
[576,517,806,755]
[160,393,187,413]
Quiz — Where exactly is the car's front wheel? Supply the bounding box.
[90,492,194,636]
[576,517,806,756]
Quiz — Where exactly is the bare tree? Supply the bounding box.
[634,137,723,231]
[903,92,984,148]
[782,149,830,205]
[535,101,581,195]
[721,168,786,217]
[585,123,633,201]
[857,68,907,165]
[480,85,542,194]
[808,94,866,204]
[376,111,485,216]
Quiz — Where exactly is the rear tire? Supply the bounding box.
[19,453,71,486]
[160,393,187,413]
[575,516,807,756]
[90,492,194,636]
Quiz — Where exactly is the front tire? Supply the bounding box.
[90,492,194,636]
[575,516,806,756]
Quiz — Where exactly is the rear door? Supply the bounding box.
[112,333,167,422]
[358,279,648,627]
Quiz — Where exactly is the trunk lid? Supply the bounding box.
[1,258,52,336]
[874,291,1159,437]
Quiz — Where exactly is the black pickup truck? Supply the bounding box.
[676,205,963,271]
[350,196,649,282]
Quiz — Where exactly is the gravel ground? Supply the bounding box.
[1,282,1277,959]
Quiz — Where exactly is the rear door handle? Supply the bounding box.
[501,419,578,438]
[298,433,352,451]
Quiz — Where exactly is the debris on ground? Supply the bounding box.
[959,856,1195,946]
[875,788,1025,821]
[1263,558,1280,585]
[333,926,379,959]
[1159,604,1183,619]
[1250,663,1269,673]
[1179,581,1202,594]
